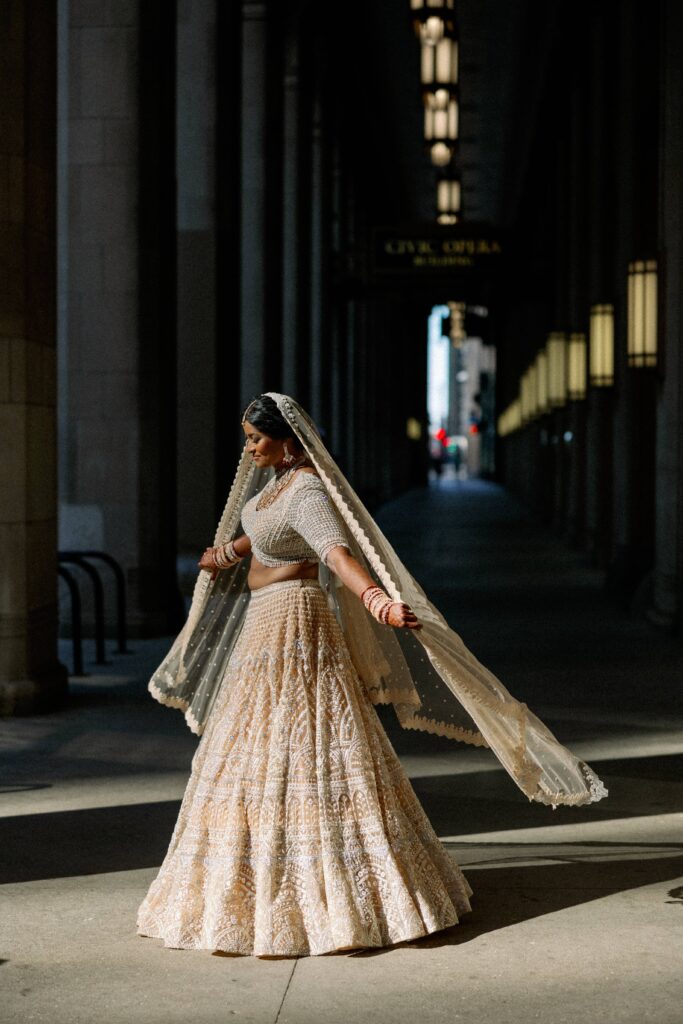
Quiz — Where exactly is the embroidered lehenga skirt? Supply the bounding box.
[136,577,472,957]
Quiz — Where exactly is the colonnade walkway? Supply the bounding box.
[2,480,682,1024]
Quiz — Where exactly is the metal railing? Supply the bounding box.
[57,550,128,676]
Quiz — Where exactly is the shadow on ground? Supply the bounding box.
[2,748,681,885]
[349,850,683,957]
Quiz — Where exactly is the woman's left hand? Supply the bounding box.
[387,602,422,630]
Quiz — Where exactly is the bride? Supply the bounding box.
[136,393,607,957]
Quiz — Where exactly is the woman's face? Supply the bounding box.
[242,420,295,468]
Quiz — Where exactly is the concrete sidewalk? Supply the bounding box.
[2,480,682,1024]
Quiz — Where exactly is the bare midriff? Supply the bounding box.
[247,554,319,591]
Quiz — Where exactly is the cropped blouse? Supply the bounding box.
[240,470,351,568]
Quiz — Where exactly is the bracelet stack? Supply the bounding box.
[361,584,399,625]
[212,540,243,570]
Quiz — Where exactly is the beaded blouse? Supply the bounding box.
[240,470,351,568]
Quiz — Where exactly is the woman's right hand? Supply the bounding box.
[198,548,218,578]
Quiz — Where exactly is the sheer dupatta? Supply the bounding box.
[148,392,607,809]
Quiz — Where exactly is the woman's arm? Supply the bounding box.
[198,534,251,574]
[326,545,421,630]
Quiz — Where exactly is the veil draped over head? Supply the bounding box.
[149,392,607,809]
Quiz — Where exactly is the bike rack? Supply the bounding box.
[67,550,128,654]
[57,565,85,676]
[58,554,106,664]
[58,549,130,674]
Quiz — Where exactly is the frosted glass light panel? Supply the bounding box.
[545,332,567,407]
[424,97,458,142]
[498,399,522,437]
[535,349,548,413]
[421,36,458,109]
[627,260,657,367]
[521,367,534,423]
[567,332,587,399]
[589,304,614,385]
[528,363,538,419]
[436,177,461,224]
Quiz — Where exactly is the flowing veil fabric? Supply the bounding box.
[148,392,607,809]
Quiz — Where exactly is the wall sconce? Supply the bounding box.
[520,365,539,423]
[421,35,458,111]
[498,399,521,437]
[436,176,461,224]
[627,259,657,367]
[567,332,587,399]
[528,363,539,419]
[429,142,453,167]
[589,303,614,386]
[406,417,422,440]
[424,98,458,166]
[546,332,567,408]
[410,0,455,46]
[520,370,531,424]
[535,349,548,414]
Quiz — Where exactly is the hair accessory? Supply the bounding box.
[241,398,259,424]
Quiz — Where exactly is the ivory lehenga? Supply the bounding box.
[137,393,607,957]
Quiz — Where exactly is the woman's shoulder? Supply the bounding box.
[287,467,327,501]
[291,466,322,485]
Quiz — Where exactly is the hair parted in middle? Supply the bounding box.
[241,394,303,445]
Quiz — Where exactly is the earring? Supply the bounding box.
[282,441,295,465]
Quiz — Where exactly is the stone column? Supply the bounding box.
[608,0,659,600]
[329,140,347,464]
[240,0,270,407]
[584,6,616,567]
[0,0,67,714]
[215,0,243,482]
[59,1,181,635]
[308,94,325,426]
[59,2,141,613]
[281,26,305,399]
[651,0,683,629]
[565,80,589,546]
[176,0,218,551]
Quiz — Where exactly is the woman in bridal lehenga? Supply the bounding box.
[136,393,607,958]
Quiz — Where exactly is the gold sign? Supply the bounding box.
[374,226,503,273]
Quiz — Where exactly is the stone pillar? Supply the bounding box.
[281,26,305,399]
[308,94,325,426]
[137,0,183,631]
[59,1,181,635]
[59,0,141,574]
[565,80,589,546]
[608,0,659,599]
[0,0,67,714]
[584,6,616,567]
[176,0,218,551]
[215,0,243,483]
[241,0,282,407]
[329,140,347,464]
[651,0,683,629]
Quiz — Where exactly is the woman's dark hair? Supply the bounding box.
[242,395,302,445]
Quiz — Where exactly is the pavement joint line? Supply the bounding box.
[274,960,297,1024]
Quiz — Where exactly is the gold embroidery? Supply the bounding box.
[137,579,472,956]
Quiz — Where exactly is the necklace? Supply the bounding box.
[256,453,310,510]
